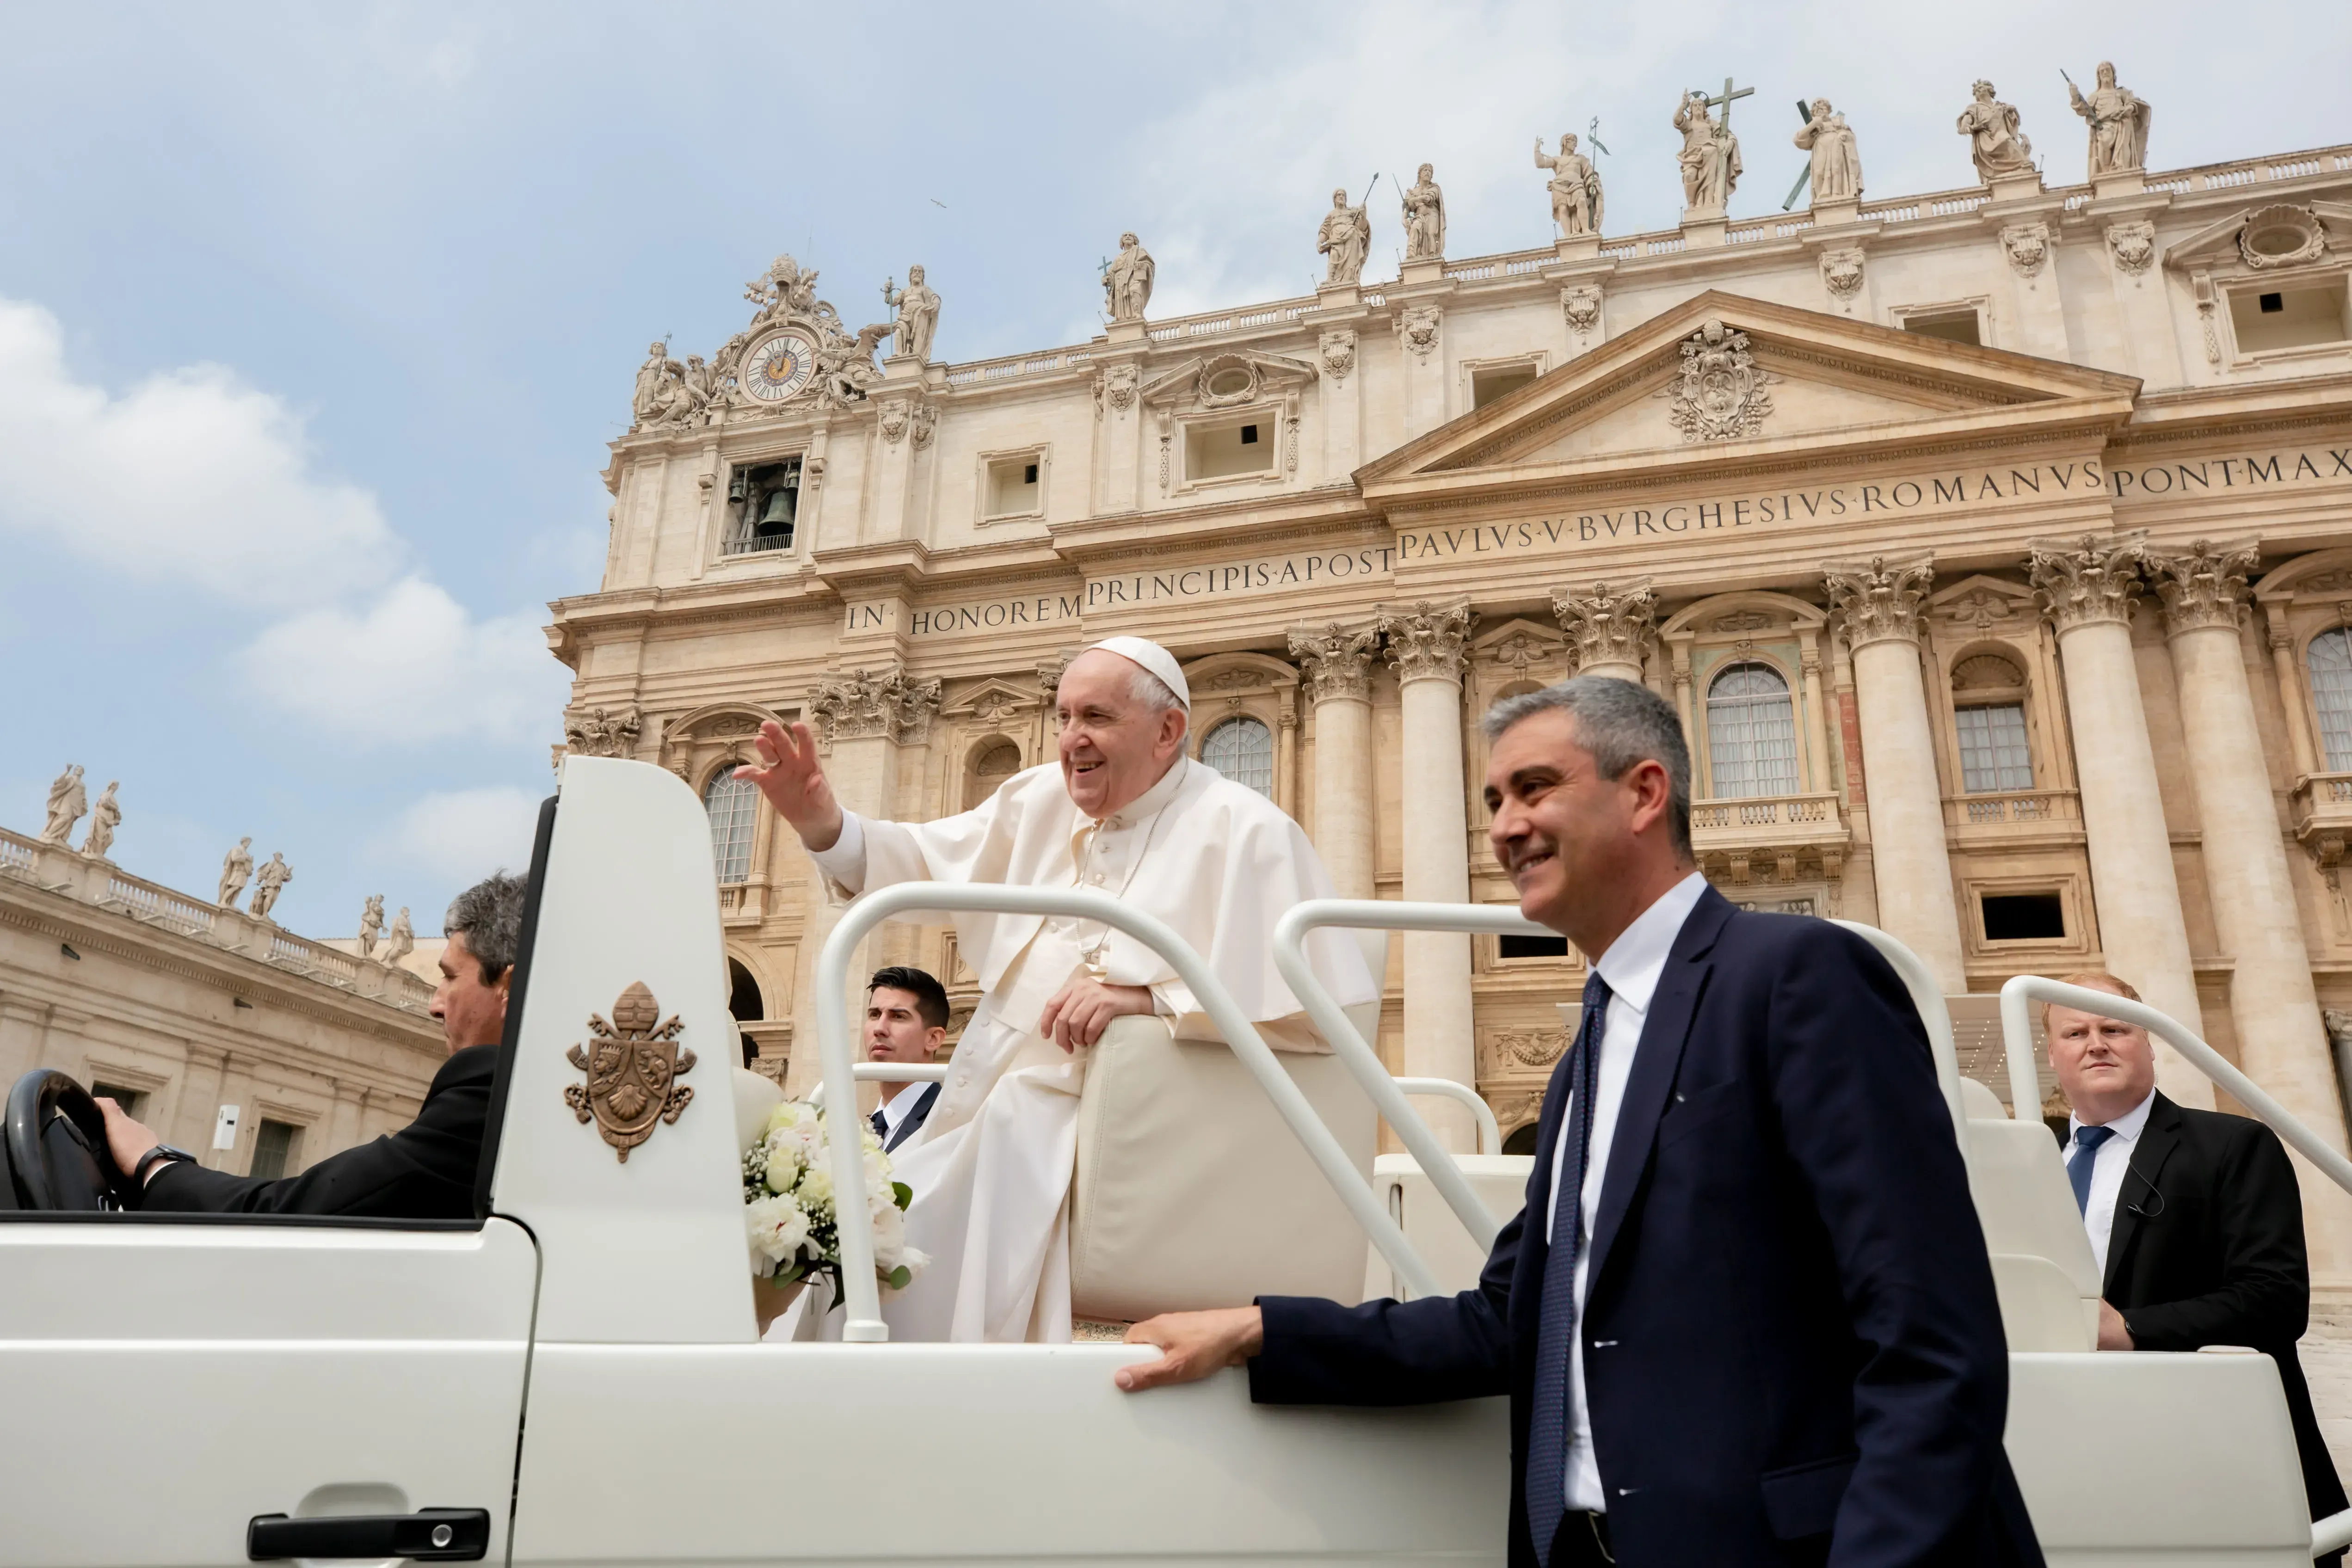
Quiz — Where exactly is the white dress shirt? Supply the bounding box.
[1544,870,1709,1515]
[2066,1089,2155,1280]
[877,1079,931,1142]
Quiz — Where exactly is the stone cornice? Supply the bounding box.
[2031,531,2149,632]
[1822,555,1936,649]
[2145,537,2260,637]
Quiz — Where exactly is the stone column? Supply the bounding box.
[787,667,942,1097]
[1288,623,1382,902]
[1798,633,1835,796]
[1822,557,1969,992]
[2149,541,2352,1270]
[2265,603,2325,779]
[1551,579,1657,684]
[2030,534,2212,1106]
[1375,601,1479,1149]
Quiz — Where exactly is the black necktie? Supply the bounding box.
[1527,971,1611,1565]
[870,1108,888,1141]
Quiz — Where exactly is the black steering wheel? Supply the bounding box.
[5,1070,128,1210]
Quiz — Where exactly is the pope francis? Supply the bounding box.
[739,636,1374,1342]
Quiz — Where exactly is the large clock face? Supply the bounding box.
[741,329,818,402]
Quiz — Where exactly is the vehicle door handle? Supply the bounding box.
[248,1508,490,1562]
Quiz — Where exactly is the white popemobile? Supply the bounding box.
[2,756,2348,1566]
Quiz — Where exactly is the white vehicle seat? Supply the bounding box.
[1067,932,1387,1323]
[1958,1075,2101,1352]
[1367,1152,1536,1300]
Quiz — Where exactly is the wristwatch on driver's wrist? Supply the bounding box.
[130,1144,197,1187]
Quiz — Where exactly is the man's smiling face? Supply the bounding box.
[1054,650,1185,820]
[1484,708,1667,952]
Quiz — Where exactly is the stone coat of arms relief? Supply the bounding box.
[566,981,697,1162]
[1659,317,1776,443]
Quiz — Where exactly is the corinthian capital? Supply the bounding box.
[807,666,943,750]
[1550,579,1659,673]
[1375,601,1473,685]
[2030,532,2146,633]
[1822,555,1934,649]
[2143,538,2259,638]
[1288,622,1381,703]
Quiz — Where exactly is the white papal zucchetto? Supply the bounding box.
[1083,636,1190,711]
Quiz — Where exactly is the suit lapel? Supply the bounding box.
[1584,889,1730,1292]
[2102,1091,2183,1298]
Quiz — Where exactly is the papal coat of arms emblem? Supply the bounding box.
[1660,317,1776,443]
[565,981,696,1162]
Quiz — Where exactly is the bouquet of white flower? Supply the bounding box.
[743,1100,926,1331]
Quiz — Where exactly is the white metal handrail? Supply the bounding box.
[816,883,1443,1341]
[1999,978,2352,1200]
[1832,921,1971,1156]
[1395,1077,1502,1156]
[807,1061,949,1110]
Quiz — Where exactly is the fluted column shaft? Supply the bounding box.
[1824,558,1969,992]
[2151,542,2352,1275]
[1289,625,1381,902]
[1377,603,1478,1150]
[2032,535,2212,1107]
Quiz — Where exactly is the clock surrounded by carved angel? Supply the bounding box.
[741,329,819,402]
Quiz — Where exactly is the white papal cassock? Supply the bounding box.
[809,754,1375,1342]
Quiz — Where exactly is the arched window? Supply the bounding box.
[705,769,759,884]
[1201,715,1275,798]
[1705,662,1799,798]
[966,740,1022,809]
[1950,652,2033,793]
[2312,630,2352,770]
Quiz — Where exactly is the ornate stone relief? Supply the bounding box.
[1940,587,2026,633]
[1712,610,1773,633]
[1491,1028,1570,1070]
[2030,533,2147,631]
[1093,363,1139,418]
[1480,625,1564,682]
[1376,602,1474,683]
[1397,306,1442,362]
[2106,221,2157,278]
[2000,221,2051,281]
[628,251,899,432]
[909,403,937,450]
[878,398,911,444]
[1818,247,1866,310]
[1951,652,2026,691]
[566,706,644,757]
[2144,538,2259,636]
[1659,319,1775,443]
[2239,204,2330,270]
[1551,580,1660,672]
[1318,328,1357,384]
[1288,623,1381,702]
[1822,556,1935,648]
[1561,284,1602,344]
[807,667,943,750]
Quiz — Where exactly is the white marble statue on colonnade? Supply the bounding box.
[79,781,120,860]
[1401,164,1446,259]
[1957,79,2035,183]
[1317,189,1370,285]
[381,906,415,968]
[1533,133,1603,237]
[359,894,385,959]
[2069,61,2152,176]
[880,265,942,362]
[1673,87,1744,213]
[1793,98,1862,203]
[41,764,86,846]
[1102,233,1155,321]
[251,851,293,922]
[216,837,254,908]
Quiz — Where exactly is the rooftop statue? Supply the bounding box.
[1958,79,2035,183]
[40,763,85,846]
[1793,98,1862,204]
[1102,232,1155,321]
[1674,87,1744,214]
[79,781,120,859]
[251,851,293,922]
[1401,164,1446,259]
[1534,133,1603,237]
[1316,188,1370,286]
[359,893,385,959]
[880,265,942,363]
[381,905,415,968]
[217,836,253,908]
[2069,60,2152,176]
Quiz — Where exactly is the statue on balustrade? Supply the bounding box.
[630,342,676,428]
[2068,60,2151,176]
[80,781,120,860]
[881,264,942,362]
[251,852,294,921]
[1401,164,1446,258]
[217,837,254,908]
[1534,133,1603,237]
[1317,188,1370,285]
[40,763,86,846]
[359,893,385,959]
[1957,79,2035,183]
[1102,233,1155,321]
[381,906,415,968]
[1673,90,1742,213]
[1793,99,1862,203]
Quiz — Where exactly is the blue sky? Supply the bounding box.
[3,0,2345,943]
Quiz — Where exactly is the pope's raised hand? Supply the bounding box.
[736,720,845,851]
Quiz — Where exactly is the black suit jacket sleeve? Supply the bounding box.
[136,1045,495,1221]
[1249,1205,1523,1406]
[2120,1118,2309,1353]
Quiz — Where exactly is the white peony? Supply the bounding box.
[798,1157,835,1213]
[745,1193,812,1271]
[761,1135,805,1194]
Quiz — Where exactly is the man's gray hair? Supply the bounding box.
[444,871,530,983]
[1126,666,1187,726]
[1482,676,1693,858]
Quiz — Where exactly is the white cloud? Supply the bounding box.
[379,785,544,885]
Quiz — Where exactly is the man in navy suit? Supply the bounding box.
[1118,677,2040,1568]
[865,965,948,1153]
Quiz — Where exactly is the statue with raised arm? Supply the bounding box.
[1674,90,1741,212]
[2069,60,2151,176]
[1794,99,1862,203]
[1102,233,1155,320]
[251,852,293,921]
[359,893,385,959]
[1534,133,1603,237]
[79,781,120,859]
[1957,79,2035,183]
[381,906,415,968]
[217,837,254,908]
[1401,163,1446,259]
[40,764,86,845]
[881,265,942,362]
[1316,188,1370,285]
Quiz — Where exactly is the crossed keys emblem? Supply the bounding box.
[565,981,696,1162]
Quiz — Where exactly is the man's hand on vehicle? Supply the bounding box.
[95,1097,161,1183]
[738,720,845,851]
[1116,1306,1264,1391]
[1037,979,1154,1053]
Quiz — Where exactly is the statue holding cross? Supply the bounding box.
[1673,77,1750,215]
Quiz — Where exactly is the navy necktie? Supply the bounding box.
[870,1107,888,1142]
[2069,1123,2116,1215]
[1527,971,1612,1566]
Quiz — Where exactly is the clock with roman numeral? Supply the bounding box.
[741,329,819,402]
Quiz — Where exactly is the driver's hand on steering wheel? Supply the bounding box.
[95,1098,162,1185]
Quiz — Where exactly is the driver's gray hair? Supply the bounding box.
[1482,676,1693,859]
[444,871,530,984]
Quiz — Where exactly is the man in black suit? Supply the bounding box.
[2046,972,2348,1556]
[1117,676,2039,1568]
[94,872,529,1220]
[865,965,948,1154]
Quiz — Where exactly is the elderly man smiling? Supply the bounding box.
[739,636,1372,1342]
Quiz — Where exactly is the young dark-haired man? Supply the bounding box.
[867,965,950,1153]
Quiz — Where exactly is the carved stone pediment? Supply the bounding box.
[1927,574,2037,634]
[1139,349,1318,411]
[1471,618,1568,682]
[940,677,1046,723]
[2165,201,2352,275]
